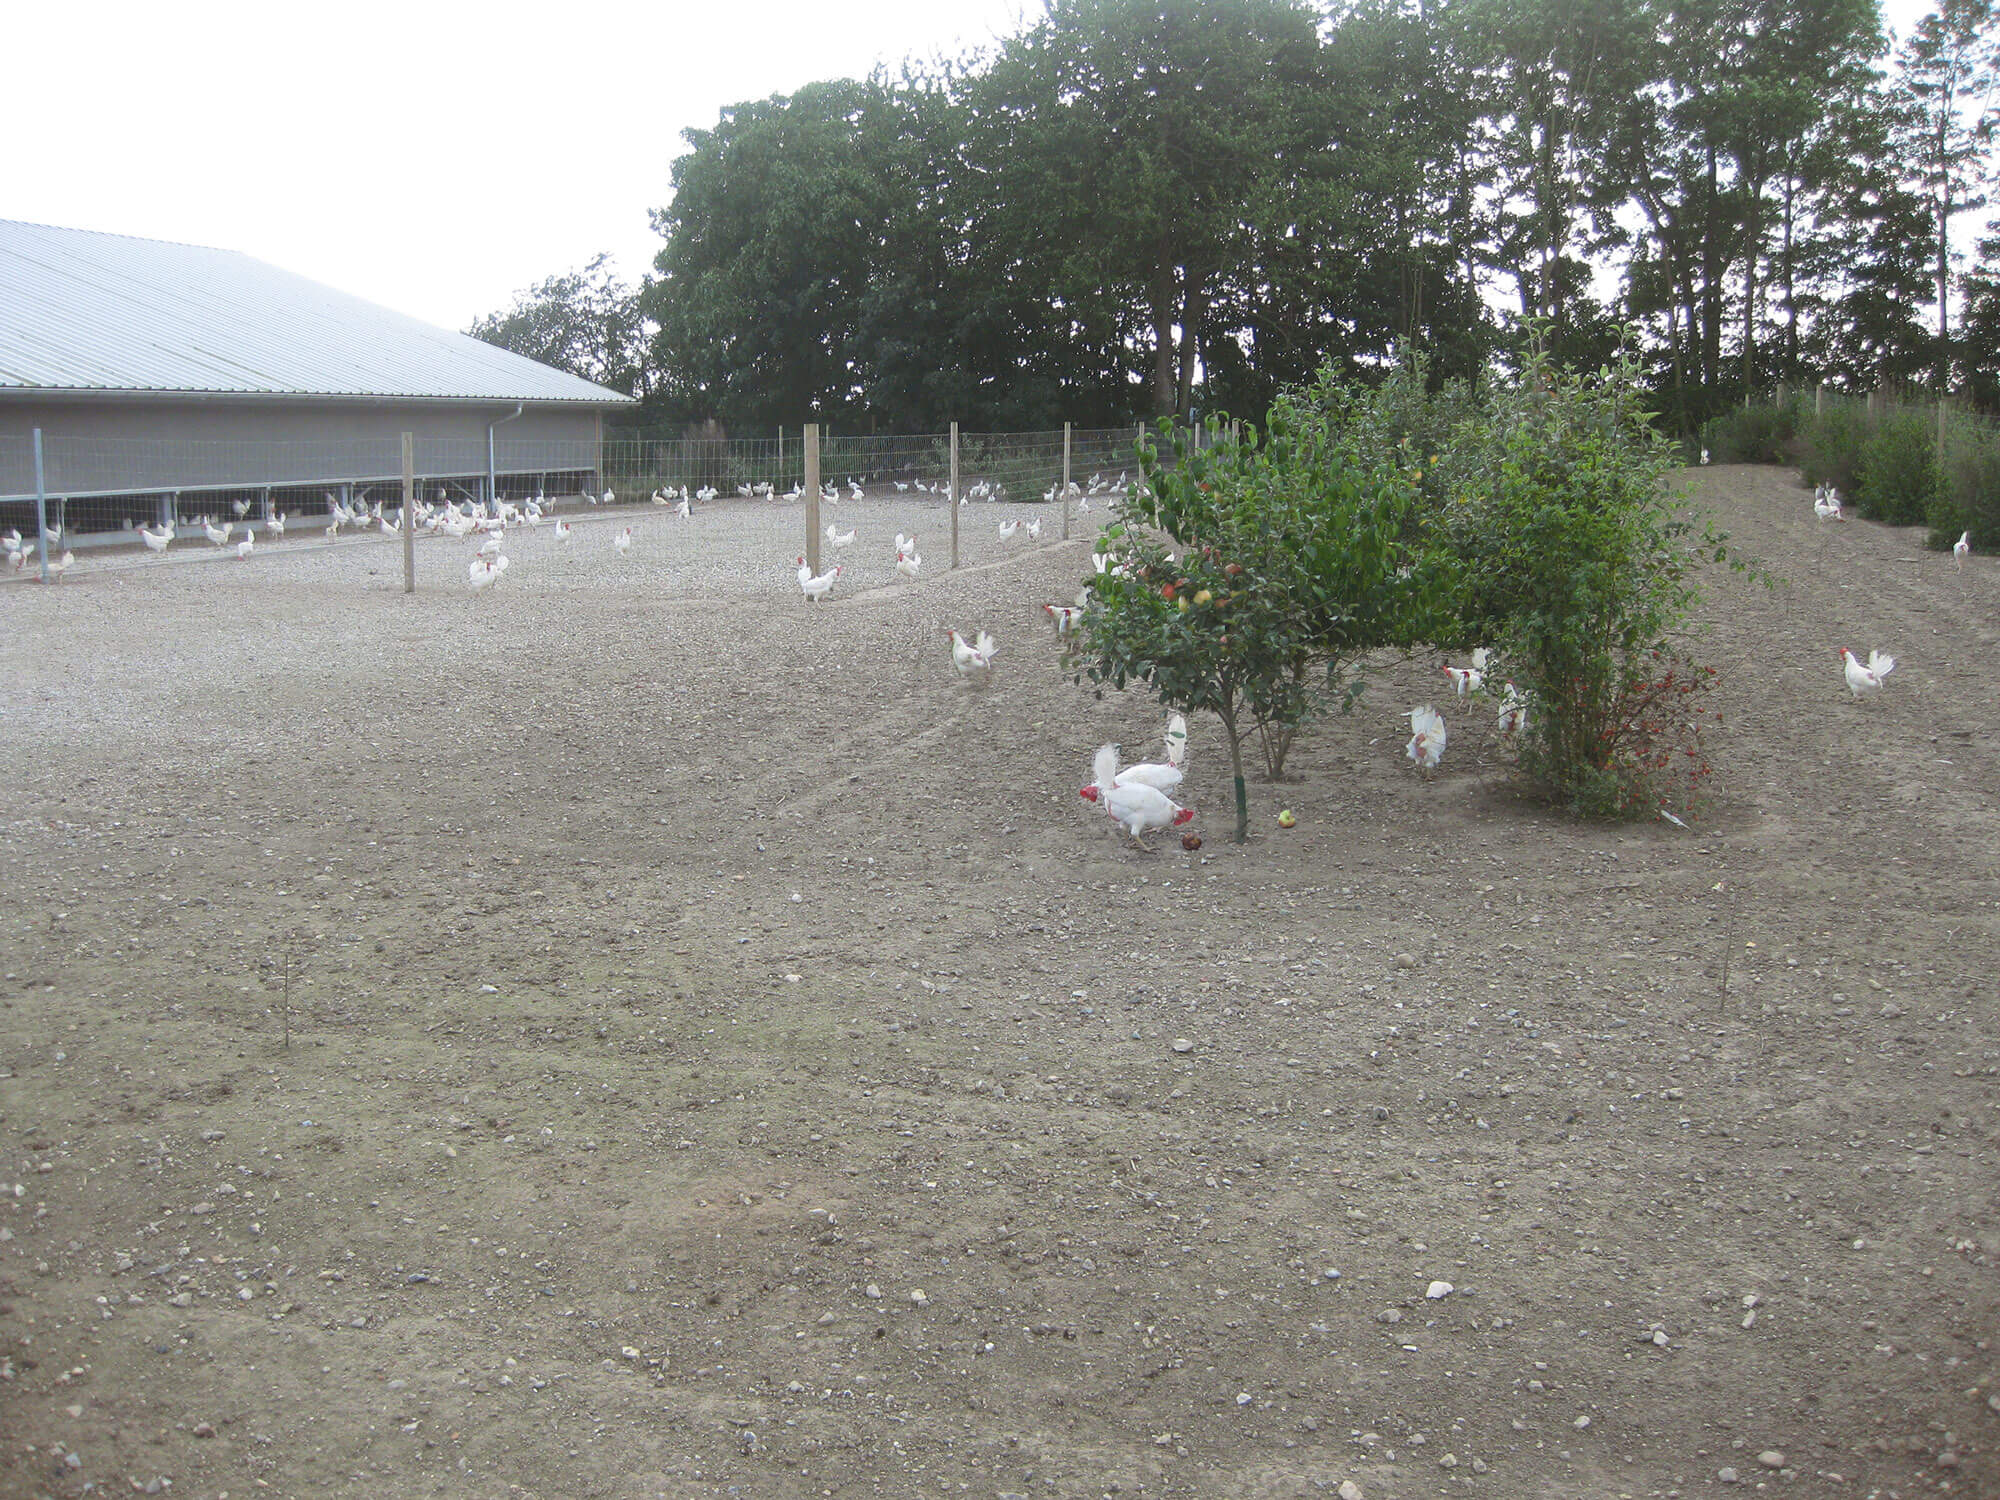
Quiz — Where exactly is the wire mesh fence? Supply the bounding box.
[1,426,1153,539]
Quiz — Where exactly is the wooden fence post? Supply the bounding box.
[950,421,960,570]
[805,424,821,576]
[401,432,415,594]
[1062,421,1072,540]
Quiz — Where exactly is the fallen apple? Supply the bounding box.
[1278,809,1297,828]
[1181,831,1202,850]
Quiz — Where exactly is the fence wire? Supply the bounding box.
[1,426,1152,538]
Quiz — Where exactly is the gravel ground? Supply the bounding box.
[0,468,1996,1500]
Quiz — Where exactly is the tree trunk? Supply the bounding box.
[1175,277,1207,416]
[1218,702,1249,844]
[1151,257,1178,416]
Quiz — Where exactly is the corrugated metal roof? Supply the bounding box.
[0,219,635,405]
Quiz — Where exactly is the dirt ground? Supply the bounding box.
[0,466,1995,1500]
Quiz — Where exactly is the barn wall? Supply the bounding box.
[0,398,608,503]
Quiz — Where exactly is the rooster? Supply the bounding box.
[45,550,74,580]
[1954,530,1970,568]
[797,558,841,602]
[204,518,232,548]
[553,520,573,543]
[1080,744,1194,846]
[895,549,921,580]
[1442,664,1484,698]
[139,524,172,555]
[1840,647,1895,699]
[997,519,1019,540]
[1814,486,1844,521]
[946,628,995,678]
[469,554,508,593]
[235,532,254,561]
[1026,518,1042,541]
[826,525,856,549]
[676,493,692,520]
[614,527,633,556]
[477,533,504,558]
[1043,603,1084,640]
[1496,682,1528,737]
[895,532,917,558]
[268,512,286,536]
[1406,705,1447,771]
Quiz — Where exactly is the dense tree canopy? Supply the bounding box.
[471,0,2000,435]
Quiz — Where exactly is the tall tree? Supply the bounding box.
[966,0,1329,418]
[1892,0,2000,389]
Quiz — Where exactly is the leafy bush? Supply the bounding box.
[1798,403,1869,495]
[1854,411,1944,526]
[1938,412,2000,552]
[1443,339,1729,819]
[1701,402,1800,464]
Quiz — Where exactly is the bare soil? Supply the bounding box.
[1,466,1995,1500]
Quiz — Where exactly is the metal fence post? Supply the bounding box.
[1062,421,1072,540]
[401,432,416,594]
[32,428,49,583]
[804,424,821,576]
[949,421,960,570]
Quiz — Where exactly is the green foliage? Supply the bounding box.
[1854,410,1945,525]
[1935,407,2000,550]
[1444,338,1727,818]
[467,254,650,397]
[1798,402,1870,493]
[1700,402,1801,464]
[1078,382,1433,839]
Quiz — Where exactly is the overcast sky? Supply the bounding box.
[15,0,1936,336]
[13,0,1030,331]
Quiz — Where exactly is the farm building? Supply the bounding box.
[0,218,635,537]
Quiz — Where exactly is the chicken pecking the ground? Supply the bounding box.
[1406,705,1447,771]
[1080,744,1193,846]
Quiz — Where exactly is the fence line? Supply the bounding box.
[0,426,1149,538]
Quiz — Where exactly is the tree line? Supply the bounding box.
[469,0,2000,438]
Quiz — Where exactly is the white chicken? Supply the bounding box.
[826,525,855,549]
[1043,603,1084,639]
[204,518,232,548]
[997,519,1019,539]
[1080,744,1194,846]
[1103,741,1183,797]
[895,549,921,580]
[235,532,254,560]
[946,628,996,678]
[1839,647,1895,699]
[268,512,286,536]
[553,520,573,543]
[477,533,504,558]
[139,524,172,555]
[1442,664,1484,698]
[797,558,841,602]
[1026,518,1042,541]
[45,550,74,579]
[1954,530,1970,568]
[894,532,916,558]
[1406,705,1447,771]
[469,554,508,592]
[676,493,692,519]
[1814,486,1844,521]
[1496,681,1529,737]
[614,527,633,556]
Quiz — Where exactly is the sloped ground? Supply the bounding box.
[0,466,1994,1500]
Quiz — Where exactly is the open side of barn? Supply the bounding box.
[0,218,634,538]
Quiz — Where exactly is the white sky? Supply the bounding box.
[12,0,1032,332]
[13,0,1939,336]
